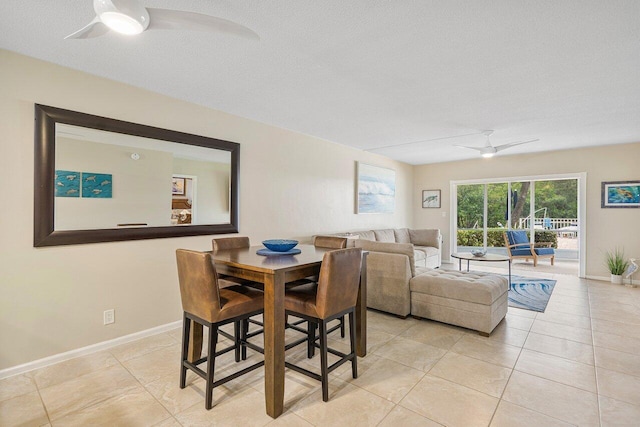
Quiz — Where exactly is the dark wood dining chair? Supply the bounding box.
[286,236,348,355]
[176,249,264,409]
[212,236,250,252]
[313,236,348,338]
[284,247,362,402]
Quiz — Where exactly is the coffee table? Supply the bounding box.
[451,252,511,285]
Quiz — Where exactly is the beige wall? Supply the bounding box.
[412,143,640,279]
[0,50,413,370]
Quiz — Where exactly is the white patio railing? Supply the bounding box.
[517,217,578,230]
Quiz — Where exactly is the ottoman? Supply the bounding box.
[409,269,509,335]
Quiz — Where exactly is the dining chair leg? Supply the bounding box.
[340,316,346,338]
[241,318,249,360]
[205,325,218,410]
[179,313,190,389]
[233,321,241,362]
[319,319,329,402]
[307,321,316,359]
[348,310,357,379]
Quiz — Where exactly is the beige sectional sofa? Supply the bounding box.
[347,228,442,269]
[329,228,508,335]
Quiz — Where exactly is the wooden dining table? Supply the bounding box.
[187,244,368,418]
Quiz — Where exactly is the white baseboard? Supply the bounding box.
[586,275,639,286]
[0,320,182,380]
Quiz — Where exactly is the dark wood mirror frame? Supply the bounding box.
[34,104,239,247]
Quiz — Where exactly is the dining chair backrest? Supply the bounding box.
[212,236,250,252]
[176,249,221,322]
[313,235,347,249]
[315,248,362,319]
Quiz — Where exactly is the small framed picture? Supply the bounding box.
[601,180,640,208]
[422,190,441,208]
[172,177,186,195]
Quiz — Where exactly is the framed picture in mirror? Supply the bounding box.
[172,177,186,195]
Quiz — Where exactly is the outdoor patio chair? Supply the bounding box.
[504,230,555,266]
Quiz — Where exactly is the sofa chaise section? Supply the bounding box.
[409,269,509,335]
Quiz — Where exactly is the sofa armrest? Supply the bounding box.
[409,229,441,249]
[364,252,412,317]
[355,240,415,276]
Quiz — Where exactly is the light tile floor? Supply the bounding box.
[2,265,639,426]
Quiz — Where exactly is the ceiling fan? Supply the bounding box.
[456,130,538,158]
[65,0,259,40]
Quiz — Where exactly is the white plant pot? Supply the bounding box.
[611,274,623,285]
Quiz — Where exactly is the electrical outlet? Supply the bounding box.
[442,211,447,217]
[103,309,115,325]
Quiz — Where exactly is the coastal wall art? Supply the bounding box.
[601,180,640,208]
[356,162,395,214]
[81,172,112,198]
[55,170,80,197]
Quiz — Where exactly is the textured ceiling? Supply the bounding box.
[1,1,639,164]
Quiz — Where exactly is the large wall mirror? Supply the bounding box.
[34,104,239,247]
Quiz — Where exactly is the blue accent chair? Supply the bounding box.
[504,230,555,266]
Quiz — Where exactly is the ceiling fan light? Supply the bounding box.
[100,11,144,34]
[481,152,494,158]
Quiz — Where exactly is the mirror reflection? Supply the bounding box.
[54,124,231,230]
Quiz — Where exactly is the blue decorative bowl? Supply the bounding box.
[262,239,299,252]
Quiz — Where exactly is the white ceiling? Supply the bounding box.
[2,1,639,165]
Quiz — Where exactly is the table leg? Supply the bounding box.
[355,252,368,357]
[458,258,462,271]
[466,260,470,272]
[508,260,512,286]
[263,271,285,418]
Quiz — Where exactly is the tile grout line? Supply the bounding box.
[32,376,53,426]
[486,314,532,427]
[587,280,603,427]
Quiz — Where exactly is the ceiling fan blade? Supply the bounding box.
[454,144,486,152]
[147,8,259,40]
[494,139,539,152]
[65,17,110,39]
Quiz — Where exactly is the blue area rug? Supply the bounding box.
[507,275,557,312]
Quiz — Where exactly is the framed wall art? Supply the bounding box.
[422,189,441,208]
[81,172,112,198]
[54,170,80,197]
[601,180,640,208]
[356,162,395,214]
[172,177,186,195]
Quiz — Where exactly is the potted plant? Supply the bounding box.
[606,248,629,284]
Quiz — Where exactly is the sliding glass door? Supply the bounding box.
[454,177,579,263]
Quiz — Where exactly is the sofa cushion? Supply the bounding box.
[373,229,396,243]
[506,230,529,246]
[355,240,416,277]
[410,270,508,305]
[409,229,440,248]
[414,246,439,258]
[355,230,376,241]
[413,250,426,262]
[394,228,411,244]
[511,248,533,256]
[534,248,555,255]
